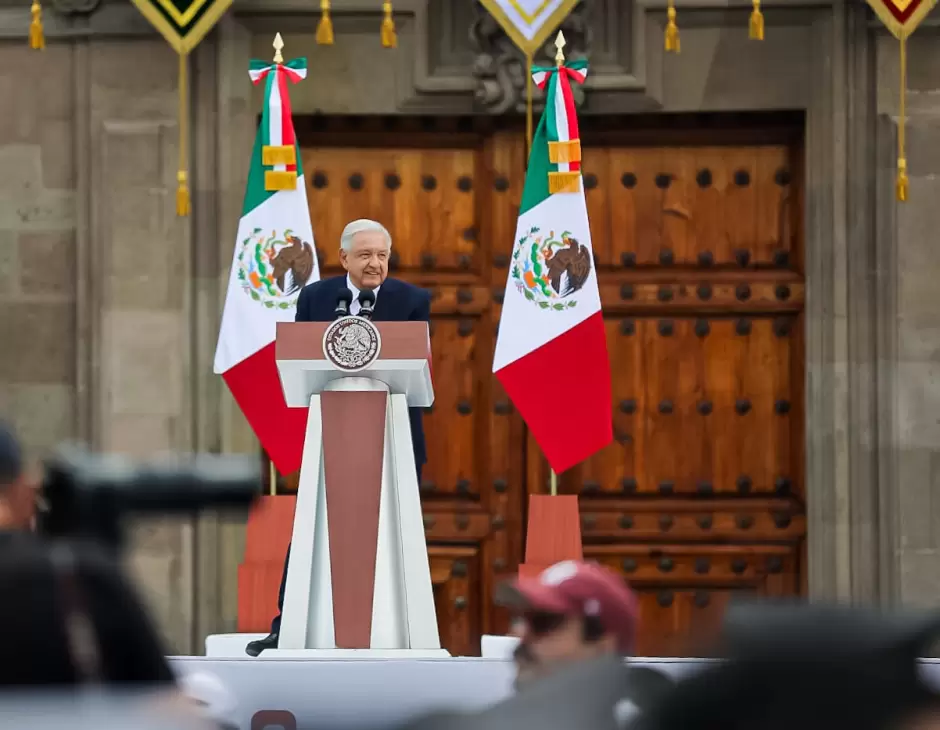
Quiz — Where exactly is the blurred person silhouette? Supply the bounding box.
[495,560,640,692]
[636,602,940,730]
[0,534,176,687]
[0,420,40,534]
[400,655,657,730]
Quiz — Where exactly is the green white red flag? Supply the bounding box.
[492,60,612,473]
[213,56,319,474]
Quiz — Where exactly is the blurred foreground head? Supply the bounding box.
[638,602,940,730]
[0,420,39,531]
[402,655,676,730]
[0,536,175,687]
[496,560,638,690]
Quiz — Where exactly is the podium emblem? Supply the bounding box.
[322,316,382,372]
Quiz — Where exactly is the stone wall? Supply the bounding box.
[0,0,937,652]
[876,27,940,607]
[0,41,76,457]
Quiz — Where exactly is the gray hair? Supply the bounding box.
[340,219,392,252]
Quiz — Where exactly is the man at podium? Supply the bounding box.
[246,218,431,656]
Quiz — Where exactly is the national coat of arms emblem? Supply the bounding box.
[322,316,382,372]
[236,228,315,309]
[510,227,592,310]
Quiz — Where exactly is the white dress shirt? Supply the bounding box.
[346,274,381,316]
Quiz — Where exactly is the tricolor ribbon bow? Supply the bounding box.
[531,60,589,195]
[249,57,308,192]
[531,59,589,90]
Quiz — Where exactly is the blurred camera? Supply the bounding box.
[37,444,262,550]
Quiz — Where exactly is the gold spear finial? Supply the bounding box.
[273,32,284,64]
[554,30,566,66]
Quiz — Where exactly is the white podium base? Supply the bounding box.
[260,648,452,660]
[280,382,442,652]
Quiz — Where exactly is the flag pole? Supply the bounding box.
[547,32,566,501]
[515,30,588,579]
[266,31,284,501]
[525,51,534,155]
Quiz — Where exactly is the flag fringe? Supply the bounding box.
[548,139,582,164]
[262,145,296,166]
[548,171,581,195]
[265,170,298,191]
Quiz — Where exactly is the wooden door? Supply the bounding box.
[261,116,806,657]
[554,131,807,656]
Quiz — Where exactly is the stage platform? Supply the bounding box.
[203,633,520,660]
[167,653,940,730]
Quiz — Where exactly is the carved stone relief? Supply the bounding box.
[469,0,592,114]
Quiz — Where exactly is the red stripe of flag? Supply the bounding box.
[222,342,308,475]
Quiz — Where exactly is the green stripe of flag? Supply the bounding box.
[519,71,560,216]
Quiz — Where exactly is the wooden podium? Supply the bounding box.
[266,318,448,658]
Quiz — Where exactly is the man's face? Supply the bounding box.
[510,610,615,690]
[339,231,389,290]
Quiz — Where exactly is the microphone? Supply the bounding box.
[358,289,376,320]
[334,288,353,319]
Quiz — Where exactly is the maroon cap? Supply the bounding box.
[498,560,639,654]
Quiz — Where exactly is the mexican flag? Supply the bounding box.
[213,55,319,475]
[492,59,612,474]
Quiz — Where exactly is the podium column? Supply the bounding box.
[321,379,387,647]
[274,378,446,658]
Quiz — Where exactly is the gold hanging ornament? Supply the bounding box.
[897,36,909,201]
[129,0,233,216]
[316,0,334,45]
[665,0,680,53]
[381,1,396,48]
[29,0,44,50]
[176,52,191,216]
[865,0,937,202]
[749,0,764,40]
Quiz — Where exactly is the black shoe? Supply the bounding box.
[246,633,279,657]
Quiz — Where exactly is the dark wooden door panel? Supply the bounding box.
[582,145,794,267]
[430,547,481,658]
[254,118,806,657]
[562,316,798,498]
[587,543,800,656]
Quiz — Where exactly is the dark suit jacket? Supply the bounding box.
[295,275,431,468]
